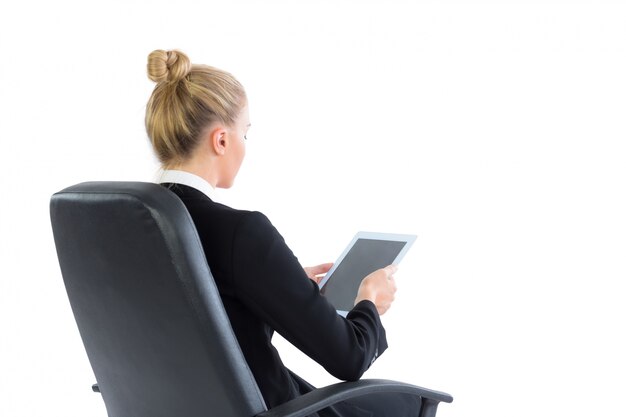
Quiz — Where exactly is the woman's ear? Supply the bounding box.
[209,126,228,156]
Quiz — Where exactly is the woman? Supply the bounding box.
[145,49,418,416]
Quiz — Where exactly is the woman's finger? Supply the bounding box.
[306,262,334,276]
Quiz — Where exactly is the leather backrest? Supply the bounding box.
[50,182,267,417]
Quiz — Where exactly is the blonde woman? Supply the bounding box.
[146,49,417,416]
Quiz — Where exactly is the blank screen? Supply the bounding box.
[320,238,406,311]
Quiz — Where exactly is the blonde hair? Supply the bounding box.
[145,49,246,167]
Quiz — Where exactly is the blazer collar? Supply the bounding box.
[157,169,216,201]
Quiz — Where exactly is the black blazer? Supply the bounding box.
[164,184,388,409]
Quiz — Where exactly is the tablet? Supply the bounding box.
[318,232,417,316]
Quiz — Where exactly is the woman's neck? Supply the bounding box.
[171,156,219,189]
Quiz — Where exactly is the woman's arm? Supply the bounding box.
[231,211,388,381]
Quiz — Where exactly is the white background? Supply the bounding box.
[1,1,625,416]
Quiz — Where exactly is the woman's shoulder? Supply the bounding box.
[189,195,271,228]
[212,205,274,235]
[236,210,276,236]
[166,183,276,236]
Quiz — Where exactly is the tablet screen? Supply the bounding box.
[320,238,408,312]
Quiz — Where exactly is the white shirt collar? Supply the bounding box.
[157,169,217,201]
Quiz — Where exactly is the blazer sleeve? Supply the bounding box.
[231,211,387,381]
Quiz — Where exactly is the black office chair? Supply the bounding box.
[50,182,452,417]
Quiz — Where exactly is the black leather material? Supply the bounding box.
[50,182,266,417]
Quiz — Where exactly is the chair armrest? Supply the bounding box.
[255,379,453,417]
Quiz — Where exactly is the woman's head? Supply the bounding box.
[145,49,248,180]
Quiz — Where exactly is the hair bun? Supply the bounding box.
[147,49,192,83]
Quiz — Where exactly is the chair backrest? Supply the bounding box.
[50,181,267,417]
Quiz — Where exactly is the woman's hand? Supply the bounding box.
[303,263,334,285]
[354,265,398,315]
